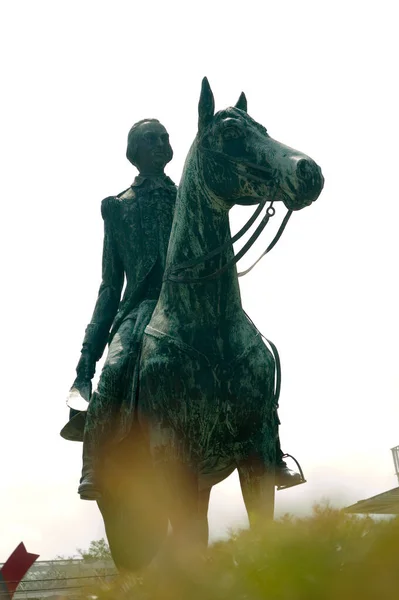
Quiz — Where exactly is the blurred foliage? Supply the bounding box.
[77,538,112,561]
[75,504,399,599]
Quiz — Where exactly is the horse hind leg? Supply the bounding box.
[237,453,276,527]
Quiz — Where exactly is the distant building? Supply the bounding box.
[345,445,399,515]
[0,558,116,600]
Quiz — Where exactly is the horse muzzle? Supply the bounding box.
[283,158,324,211]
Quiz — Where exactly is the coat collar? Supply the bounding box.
[131,174,176,193]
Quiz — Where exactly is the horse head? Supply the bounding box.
[196,78,324,211]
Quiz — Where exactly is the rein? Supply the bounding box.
[164,146,293,284]
[237,208,292,277]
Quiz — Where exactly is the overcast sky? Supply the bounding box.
[1,0,398,561]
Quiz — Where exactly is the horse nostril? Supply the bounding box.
[297,159,313,180]
[296,159,324,197]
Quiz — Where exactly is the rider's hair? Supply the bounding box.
[126,119,161,167]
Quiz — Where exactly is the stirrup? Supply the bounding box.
[276,453,307,491]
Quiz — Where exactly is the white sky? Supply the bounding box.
[1,0,398,561]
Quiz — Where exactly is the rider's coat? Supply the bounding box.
[82,174,177,361]
[82,174,177,443]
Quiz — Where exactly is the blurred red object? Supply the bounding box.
[0,543,39,599]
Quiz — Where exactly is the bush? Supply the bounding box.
[76,504,399,599]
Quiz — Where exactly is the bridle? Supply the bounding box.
[164,145,293,284]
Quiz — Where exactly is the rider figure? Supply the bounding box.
[61,119,301,500]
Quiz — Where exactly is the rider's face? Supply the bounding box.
[135,123,172,175]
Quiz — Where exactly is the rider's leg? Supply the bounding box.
[78,318,136,500]
[78,391,116,500]
[78,402,100,499]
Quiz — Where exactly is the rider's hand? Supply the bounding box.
[75,350,96,381]
[69,378,92,404]
[68,351,95,402]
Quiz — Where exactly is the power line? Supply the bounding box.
[0,574,117,598]
[1,583,99,596]
[3,573,116,585]
[1,578,117,597]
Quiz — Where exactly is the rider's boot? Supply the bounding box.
[78,428,102,501]
[275,442,304,489]
[275,459,303,489]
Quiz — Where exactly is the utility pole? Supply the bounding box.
[391,445,399,484]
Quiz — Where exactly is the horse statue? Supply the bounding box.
[98,78,324,571]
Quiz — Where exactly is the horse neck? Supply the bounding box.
[156,148,242,327]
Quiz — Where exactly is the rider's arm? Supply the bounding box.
[80,197,124,364]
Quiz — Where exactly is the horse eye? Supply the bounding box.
[223,127,242,140]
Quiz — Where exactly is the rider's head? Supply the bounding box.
[126,119,173,176]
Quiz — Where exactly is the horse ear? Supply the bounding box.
[198,77,215,131]
[235,92,247,112]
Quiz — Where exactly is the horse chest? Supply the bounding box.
[140,324,276,449]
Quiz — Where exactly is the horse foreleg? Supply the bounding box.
[162,461,205,543]
[97,434,168,573]
[197,487,211,545]
[150,439,211,553]
[237,456,275,526]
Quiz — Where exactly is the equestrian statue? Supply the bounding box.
[61,78,324,571]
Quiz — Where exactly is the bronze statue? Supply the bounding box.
[61,80,323,570]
